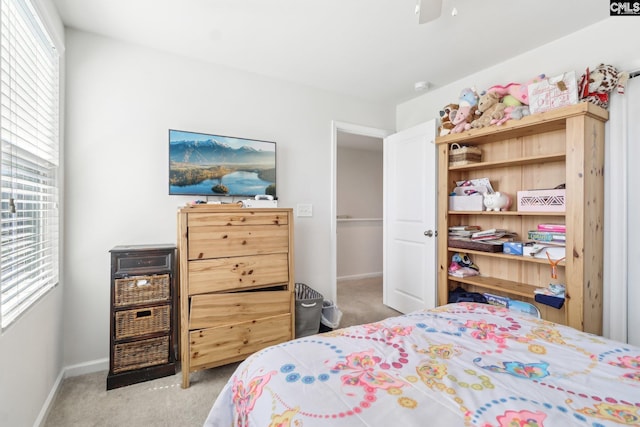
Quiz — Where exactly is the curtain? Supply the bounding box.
[604,72,639,344]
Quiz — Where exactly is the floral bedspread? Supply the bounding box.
[204,302,640,426]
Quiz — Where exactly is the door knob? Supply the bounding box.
[424,230,434,237]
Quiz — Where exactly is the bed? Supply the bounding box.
[204,302,640,426]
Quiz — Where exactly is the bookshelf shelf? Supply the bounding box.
[447,211,565,217]
[446,247,564,265]
[448,275,537,299]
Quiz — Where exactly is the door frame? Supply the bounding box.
[330,121,391,302]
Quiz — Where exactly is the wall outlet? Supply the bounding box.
[297,204,313,217]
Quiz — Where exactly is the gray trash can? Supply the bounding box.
[294,283,323,337]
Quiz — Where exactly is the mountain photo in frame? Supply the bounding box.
[169,129,276,197]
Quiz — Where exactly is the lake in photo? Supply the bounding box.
[170,170,272,196]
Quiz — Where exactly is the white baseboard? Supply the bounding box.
[34,358,109,426]
[64,357,109,377]
[337,272,382,282]
[33,369,64,427]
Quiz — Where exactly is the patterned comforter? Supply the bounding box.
[204,302,640,426]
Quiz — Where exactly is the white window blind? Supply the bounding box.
[0,0,59,329]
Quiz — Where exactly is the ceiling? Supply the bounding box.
[51,0,608,105]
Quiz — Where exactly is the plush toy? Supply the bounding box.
[501,94,522,107]
[449,104,477,134]
[448,252,480,278]
[488,74,546,105]
[459,87,479,107]
[492,105,530,126]
[508,105,530,120]
[578,63,629,109]
[471,91,506,128]
[449,88,479,134]
[438,103,458,136]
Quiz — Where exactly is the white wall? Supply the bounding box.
[396,18,640,340]
[336,146,383,279]
[0,1,66,426]
[61,29,395,370]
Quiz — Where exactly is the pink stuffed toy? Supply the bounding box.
[449,104,476,133]
[488,74,546,105]
[449,88,479,134]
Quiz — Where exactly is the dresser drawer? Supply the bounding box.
[189,314,291,371]
[115,305,171,340]
[113,250,173,276]
[187,211,289,228]
[114,274,170,307]
[187,224,289,260]
[112,335,169,374]
[188,253,289,295]
[189,290,291,329]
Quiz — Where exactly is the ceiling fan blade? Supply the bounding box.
[417,0,443,24]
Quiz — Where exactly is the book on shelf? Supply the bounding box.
[471,229,517,241]
[448,225,481,238]
[448,225,481,231]
[449,236,505,245]
[537,223,566,233]
[471,228,506,238]
[527,230,565,243]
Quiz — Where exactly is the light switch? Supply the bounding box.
[297,204,313,217]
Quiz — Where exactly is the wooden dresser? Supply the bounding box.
[107,244,177,390]
[177,206,295,388]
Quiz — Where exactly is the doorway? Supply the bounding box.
[330,122,390,310]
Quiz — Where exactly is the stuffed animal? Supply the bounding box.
[448,252,480,278]
[471,91,506,128]
[488,74,546,105]
[578,63,629,109]
[449,88,479,134]
[492,105,530,126]
[509,105,530,120]
[438,103,458,136]
[449,104,477,134]
[459,87,479,107]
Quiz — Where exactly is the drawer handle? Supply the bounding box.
[300,302,317,308]
[136,310,152,318]
[136,279,149,287]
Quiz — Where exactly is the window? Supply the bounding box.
[0,0,60,329]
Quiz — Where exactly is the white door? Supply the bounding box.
[383,120,437,313]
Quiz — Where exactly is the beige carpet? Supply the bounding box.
[43,277,399,426]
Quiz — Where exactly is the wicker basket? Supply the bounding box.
[449,143,482,166]
[112,336,169,373]
[115,306,171,340]
[114,274,170,307]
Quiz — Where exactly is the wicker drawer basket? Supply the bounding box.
[112,336,169,374]
[115,305,171,340]
[449,143,482,166]
[114,274,170,307]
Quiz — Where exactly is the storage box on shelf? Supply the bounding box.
[107,244,177,390]
[177,205,295,388]
[517,188,566,212]
[436,102,608,334]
